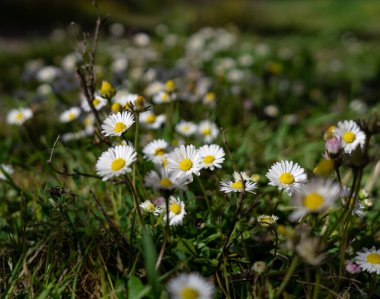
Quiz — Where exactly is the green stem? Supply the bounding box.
[197,176,211,211]
[133,113,140,189]
[275,256,299,297]
[312,271,320,299]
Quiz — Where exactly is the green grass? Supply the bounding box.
[1,2,380,298]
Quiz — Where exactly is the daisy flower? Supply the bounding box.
[220,171,257,193]
[101,111,135,137]
[95,145,137,181]
[152,91,175,104]
[81,95,108,112]
[176,120,197,137]
[60,107,81,123]
[142,139,170,164]
[198,144,225,170]
[167,272,214,299]
[203,91,217,106]
[257,215,279,227]
[197,120,219,143]
[0,164,13,180]
[355,247,380,274]
[333,120,366,154]
[289,178,340,221]
[139,200,161,215]
[166,145,202,182]
[144,81,164,97]
[140,110,166,129]
[113,90,139,107]
[144,168,189,190]
[266,160,307,196]
[164,196,186,226]
[7,108,33,125]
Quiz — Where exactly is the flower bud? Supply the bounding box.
[100,80,116,99]
[325,136,341,154]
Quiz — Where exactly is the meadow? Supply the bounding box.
[0,1,379,298]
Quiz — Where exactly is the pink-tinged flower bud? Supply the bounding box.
[345,260,361,274]
[325,136,342,154]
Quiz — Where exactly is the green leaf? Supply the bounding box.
[128,276,151,299]
[142,228,161,297]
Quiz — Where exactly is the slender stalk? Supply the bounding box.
[133,113,140,189]
[312,271,320,299]
[275,256,299,297]
[273,189,283,213]
[196,176,211,211]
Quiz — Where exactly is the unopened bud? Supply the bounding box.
[313,158,335,177]
[325,136,341,154]
[135,95,145,109]
[100,80,116,99]
[111,102,122,113]
[164,79,175,92]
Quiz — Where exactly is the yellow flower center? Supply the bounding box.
[146,203,156,213]
[67,112,76,121]
[154,148,166,156]
[179,159,193,171]
[231,181,243,189]
[160,178,173,188]
[170,203,182,215]
[114,122,126,133]
[260,216,273,226]
[201,128,211,136]
[203,155,215,164]
[182,125,190,132]
[279,172,294,185]
[111,102,122,113]
[146,114,156,123]
[303,192,324,211]
[162,92,170,102]
[206,92,216,102]
[111,158,126,171]
[180,287,199,299]
[343,132,356,144]
[16,113,24,121]
[92,98,100,107]
[165,80,175,92]
[366,253,380,264]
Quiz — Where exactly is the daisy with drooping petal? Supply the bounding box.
[139,200,161,215]
[142,139,170,164]
[101,111,135,137]
[176,121,197,137]
[333,120,366,154]
[95,145,137,181]
[167,145,202,182]
[163,196,186,226]
[220,171,257,193]
[257,215,279,227]
[199,144,225,170]
[167,272,214,299]
[60,107,81,123]
[289,178,340,221]
[197,120,219,143]
[354,247,380,274]
[7,108,33,125]
[140,110,166,129]
[266,160,307,196]
[144,168,189,190]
